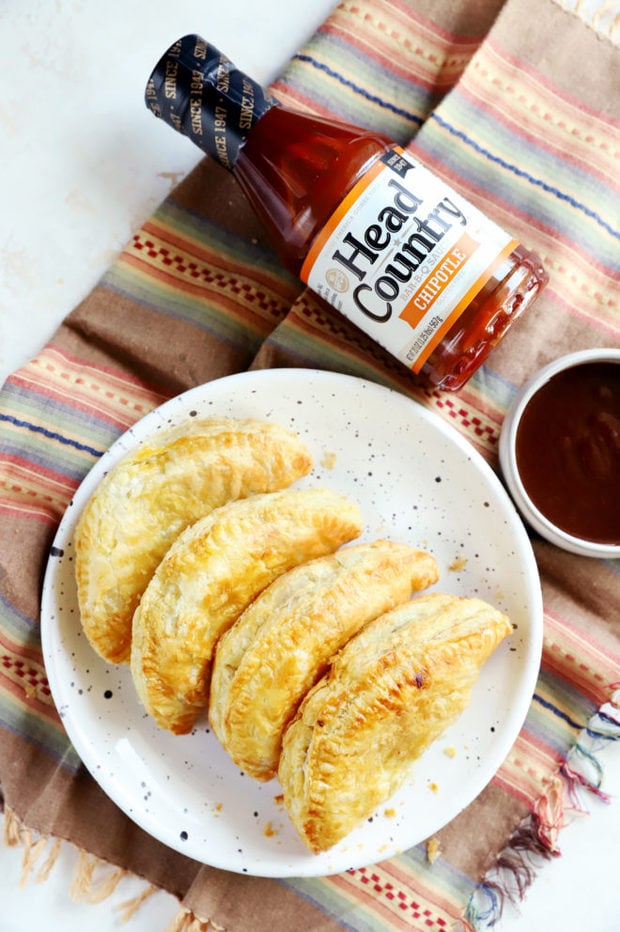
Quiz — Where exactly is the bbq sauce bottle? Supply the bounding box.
[146,35,548,391]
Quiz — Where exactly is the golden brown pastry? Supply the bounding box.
[209,540,439,780]
[74,417,313,664]
[278,592,512,852]
[130,487,363,734]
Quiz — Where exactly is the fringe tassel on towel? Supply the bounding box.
[2,805,158,923]
[165,907,226,932]
[70,849,127,904]
[463,694,620,930]
[3,805,63,888]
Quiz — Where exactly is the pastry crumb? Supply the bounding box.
[426,836,441,863]
[383,807,396,818]
[443,745,457,758]
[448,556,467,572]
[263,821,277,838]
[273,793,284,807]
[321,450,337,469]
[428,781,439,793]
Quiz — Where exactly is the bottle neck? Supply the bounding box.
[234,105,392,273]
[145,34,277,171]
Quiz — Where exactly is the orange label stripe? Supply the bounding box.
[300,157,387,281]
[410,236,519,372]
[399,232,479,329]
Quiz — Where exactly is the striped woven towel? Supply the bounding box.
[1,0,619,929]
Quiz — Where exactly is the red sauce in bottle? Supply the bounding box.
[146,35,548,392]
[235,108,547,391]
[515,361,620,544]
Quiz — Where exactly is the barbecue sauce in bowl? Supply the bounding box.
[515,361,620,545]
[499,350,620,557]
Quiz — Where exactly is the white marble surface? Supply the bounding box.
[1,2,619,929]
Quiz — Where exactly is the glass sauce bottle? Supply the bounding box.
[146,35,548,392]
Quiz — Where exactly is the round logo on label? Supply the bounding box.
[325,268,349,293]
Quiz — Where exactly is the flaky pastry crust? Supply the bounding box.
[74,417,313,663]
[130,488,363,734]
[210,540,439,780]
[278,592,512,852]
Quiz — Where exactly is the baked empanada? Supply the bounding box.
[130,487,363,734]
[209,540,439,780]
[278,592,512,852]
[74,417,313,663]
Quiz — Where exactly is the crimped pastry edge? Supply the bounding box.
[279,592,512,852]
[209,540,439,779]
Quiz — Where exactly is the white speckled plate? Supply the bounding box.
[41,369,542,878]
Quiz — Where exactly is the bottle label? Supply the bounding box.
[300,147,518,374]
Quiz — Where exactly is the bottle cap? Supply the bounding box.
[145,34,277,170]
